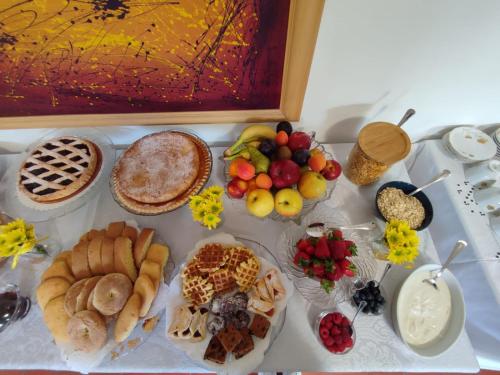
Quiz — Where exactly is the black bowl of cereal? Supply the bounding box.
[375,181,433,231]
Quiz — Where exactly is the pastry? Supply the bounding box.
[36,277,71,311]
[67,310,107,352]
[208,267,236,294]
[121,226,138,244]
[92,273,133,316]
[195,243,228,273]
[72,241,92,280]
[114,237,137,282]
[43,295,70,344]
[264,268,286,301]
[203,335,226,365]
[75,276,102,313]
[226,246,253,271]
[138,259,161,290]
[145,243,169,269]
[233,327,254,359]
[100,236,115,274]
[182,276,214,305]
[216,324,242,353]
[168,304,208,342]
[207,315,225,335]
[54,250,72,270]
[18,136,101,203]
[106,221,125,238]
[64,278,88,316]
[249,314,270,339]
[133,275,156,317]
[87,236,104,275]
[133,228,155,268]
[115,131,200,203]
[114,293,142,343]
[41,260,76,284]
[234,256,260,292]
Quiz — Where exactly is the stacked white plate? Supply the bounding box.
[442,127,497,163]
[491,128,500,158]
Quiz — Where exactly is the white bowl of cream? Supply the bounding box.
[392,264,465,357]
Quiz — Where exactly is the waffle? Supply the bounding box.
[226,246,253,272]
[208,268,236,294]
[234,256,260,292]
[18,136,101,203]
[181,259,203,279]
[195,243,228,273]
[182,276,214,305]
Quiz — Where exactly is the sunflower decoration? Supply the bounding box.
[383,219,420,267]
[0,218,43,269]
[189,186,224,230]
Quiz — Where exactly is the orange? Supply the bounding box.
[246,178,258,194]
[308,153,326,172]
[275,130,289,146]
[255,173,272,190]
[229,158,247,177]
[236,161,256,181]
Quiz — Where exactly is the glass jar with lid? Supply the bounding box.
[345,122,411,185]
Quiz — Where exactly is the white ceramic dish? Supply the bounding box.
[447,127,496,162]
[392,264,465,357]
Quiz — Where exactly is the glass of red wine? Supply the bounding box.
[0,283,31,333]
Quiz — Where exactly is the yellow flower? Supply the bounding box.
[0,218,41,269]
[203,213,221,230]
[397,221,412,238]
[192,208,206,223]
[0,218,24,233]
[201,185,224,199]
[407,234,420,248]
[204,198,223,215]
[385,229,404,248]
[189,195,205,210]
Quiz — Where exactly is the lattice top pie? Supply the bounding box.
[18,136,101,203]
[115,132,200,204]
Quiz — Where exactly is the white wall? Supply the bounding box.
[1,0,500,151]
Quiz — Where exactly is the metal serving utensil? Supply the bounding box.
[422,240,467,290]
[306,222,377,238]
[408,169,451,196]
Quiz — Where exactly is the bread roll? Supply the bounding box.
[139,259,161,291]
[36,277,71,311]
[101,236,115,274]
[145,243,169,268]
[107,221,125,238]
[133,228,155,268]
[114,293,142,343]
[134,275,156,317]
[54,250,73,270]
[88,236,104,275]
[65,278,88,316]
[88,229,105,240]
[44,295,70,344]
[75,276,102,313]
[42,261,75,284]
[121,226,138,244]
[72,241,91,280]
[114,237,137,282]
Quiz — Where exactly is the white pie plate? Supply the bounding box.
[445,127,496,162]
[164,232,294,374]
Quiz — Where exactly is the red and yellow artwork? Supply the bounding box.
[0,0,289,116]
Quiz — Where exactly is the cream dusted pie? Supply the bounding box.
[115,132,200,204]
[18,136,101,203]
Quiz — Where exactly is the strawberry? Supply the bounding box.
[296,238,310,252]
[312,261,325,278]
[338,259,351,270]
[344,240,358,256]
[343,268,356,277]
[329,240,347,260]
[320,279,333,293]
[325,271,336,281]
[329,229,343,240]
[333,266,344,281]
[314,236,330,259]
[294,252,311,266]
[302,266,314,278]
[304,244,315,255]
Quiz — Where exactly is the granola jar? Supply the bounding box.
[345,122,411,185]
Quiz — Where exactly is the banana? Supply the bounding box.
[224,125,276,156]
[246,140,261,149]
[247,146,270,174]
[223,147,251,161]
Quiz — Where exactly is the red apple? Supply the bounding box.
[321,159,342,180]
[227,177,247,199]
[269,160,301,189]
[288,132,312,151]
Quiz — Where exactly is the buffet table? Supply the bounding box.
[408,140,500,371]
[0,140,479,373]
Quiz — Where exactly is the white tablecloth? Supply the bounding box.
[407,140,500,371]
[0,141,479,373]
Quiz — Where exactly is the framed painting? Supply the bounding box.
[0,0,324,128]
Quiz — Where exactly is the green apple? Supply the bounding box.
[298,171,327,199]
[246,189,274,218]
[274,188,303,217]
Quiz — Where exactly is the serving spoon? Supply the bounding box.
[306,221,377,238]
[408,169,451,196]
[422,240,467,290]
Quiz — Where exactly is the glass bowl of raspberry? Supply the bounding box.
[314,309,356,354]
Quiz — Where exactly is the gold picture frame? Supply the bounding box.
[0,0,324,129]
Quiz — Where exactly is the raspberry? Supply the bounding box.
[334,334,343,345]
[337,343,346,353]
[344,337,353,348]
[330,325,340,335]
[324,337,334,347]
[329,344,339,353]
[325,321,333,329]
[341,317,350,327]
[320,327,330,339]
[332,312,343,325]
[340,327,350,336]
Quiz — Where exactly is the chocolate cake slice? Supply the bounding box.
[233,327,254,359]
[249,314,270,339]
[203,335,227,364]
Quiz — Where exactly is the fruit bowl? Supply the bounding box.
[315,309,356,355]
[277,206,378,308]
[222,124,341,223]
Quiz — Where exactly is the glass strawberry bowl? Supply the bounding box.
[222,129,341,223]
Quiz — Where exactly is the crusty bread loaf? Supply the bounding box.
[88,237,104,275]
[101,236,115,274]
[134,274,156,317]
[133,228,155,268]
[72,241,92,280]
[145,243,169,268]
[107,221,126,239]
[114,293,142,343]
[36,277,71,311]
[114,237,137,282]
[42,261,76,284]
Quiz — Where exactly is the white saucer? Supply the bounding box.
[447,127,496,162]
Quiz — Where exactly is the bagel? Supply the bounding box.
[67,310,107,352]
[75,276,102,313]
[92,273,133,316]
[64,278,88,316]
[114,293,142,343]
[133,274,156,317]
[36,277,71,311]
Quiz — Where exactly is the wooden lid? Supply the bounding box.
[358,122,411,164]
